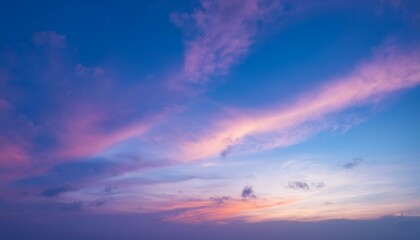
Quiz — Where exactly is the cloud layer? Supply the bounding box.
[178,45,420,160]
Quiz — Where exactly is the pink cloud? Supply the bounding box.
[158,197,295,223]
[0,30,187,182]
[0,137,29,167]
[0,134,32,181]
[0,99,9,110]
[52,105,169,160]
[172,0,281,84]
[177,45,420,161]
[32,31,66,48]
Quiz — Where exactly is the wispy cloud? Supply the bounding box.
[32,31,66,48]
[46,200,83,211]
[0,137,29,168]
[288,181,310,191]
[52,109,167,160]
[287,181,325,191]
[161,197,294,223]
[177,45,420,161]
[0,99,9,110]
[0,30,178,178]
[172,0,281,84]
[40,183,75,197]
[343,157,366,169]
[89,197,113,207]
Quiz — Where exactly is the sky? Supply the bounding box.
[1,0,420,239]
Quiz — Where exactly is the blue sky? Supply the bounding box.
[1,0,420,239]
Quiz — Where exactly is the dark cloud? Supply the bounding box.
[60,201,83,211]
[104,185,117,194]
[311,182,325,189]
[40,183,74,197]
[17,156,167,187]
[241,186,256,199]
[16,159,118,186]
[288,181,325,191]
[220,137,237,158]
[90,197,113,207]
[288,181,310,191]
[220,144,235,158]
[41,200,83,212]
[210,196,230,204]
[343,157,365,169]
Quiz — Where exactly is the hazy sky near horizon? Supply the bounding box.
[1,0,420,232]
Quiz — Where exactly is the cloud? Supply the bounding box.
[177,44,420,161]
[32,31,66,48]
[0,30,181,181]
[161,197,293,223]
[311,182,325,189]
[0,99,9,110]
[104,185,117,194]
[40,183,74,197]
[288,181,310,191]
[0,137,29,167]
[241,185,256,199]
[172,0,281,84]
[75,64,105,78]
[343,157,366,169]
[220,143,235,158]
[90,197,113,207]
[210,196,230,204]
[287,180,325,191]
[17,155,166,188]
[47,200,83,211]
[18,160,117,186]
[51,104,169,160]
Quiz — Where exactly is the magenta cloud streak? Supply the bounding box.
[177,45,420,161]
[172,0,281,84]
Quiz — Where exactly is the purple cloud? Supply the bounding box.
[288,181,310,191]
[241,185,256,199]
[40,183,75,197]
[32,31,66,48]
[172,0,281,84]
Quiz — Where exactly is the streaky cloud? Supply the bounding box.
[343,157,366,169]
[32,31,66,48]
[172,0,282,84]
[40,183,74,197]
[177,44,420,161]
[288,181,310,191]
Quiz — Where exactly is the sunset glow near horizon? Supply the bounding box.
[1,0,420,231]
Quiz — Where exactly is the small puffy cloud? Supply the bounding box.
[210,196,230,204]
[288,181,310,191]
[343,157,366,169]
[288,181,325,191]
[241,185,256,199]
